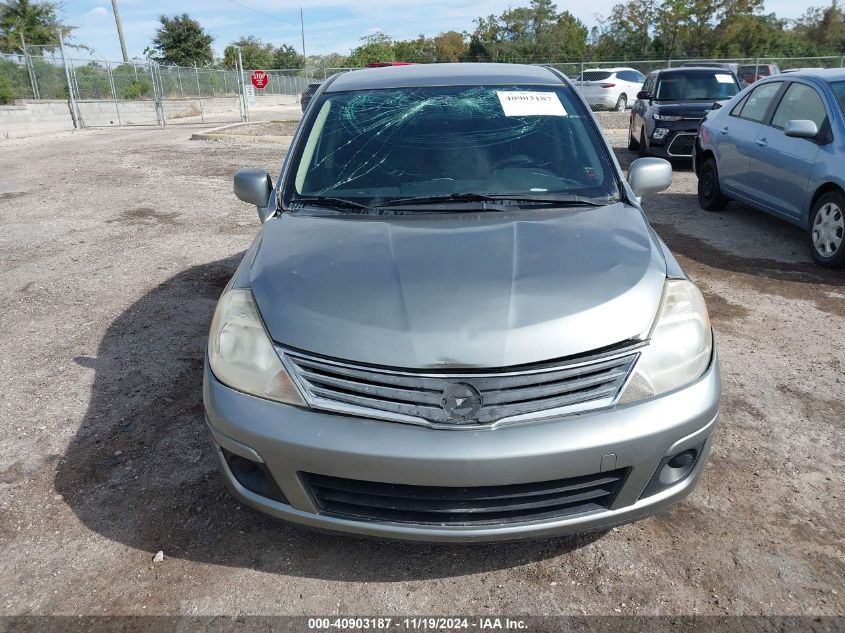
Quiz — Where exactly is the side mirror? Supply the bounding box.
[234,168,273,221]
[628,157,673,198]
[636,90,651,101]
[784,119,819,139]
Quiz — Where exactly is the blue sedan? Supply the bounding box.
[694,69,845,268]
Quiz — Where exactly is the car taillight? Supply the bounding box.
[700,126,710,144]
[600,83,616,88]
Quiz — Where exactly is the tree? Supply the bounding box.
[595,0,662,59]
[433,31,466,62]
[272,43,303,68]
[462,35,492,61]
[795,1,845,54]
[305,52,348,71]
[222,36,274,69]
[348,32,395,66]
[146,14,213,67]
[467,2,587,62]
[0,0,74,53]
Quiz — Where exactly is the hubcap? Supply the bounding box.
[812,202,844,257]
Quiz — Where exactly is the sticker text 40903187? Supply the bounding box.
[496,91,568,117]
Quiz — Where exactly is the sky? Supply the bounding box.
[61,0,810,63]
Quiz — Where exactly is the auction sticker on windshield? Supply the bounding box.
[497,91,567,117]
[715,74,735,84]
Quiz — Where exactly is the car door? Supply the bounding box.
[748,82,827,219]
[617,70,640,102]
[716,81,784,198]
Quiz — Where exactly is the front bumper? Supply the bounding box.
[647,126,699,158]
[203,355,720,542]
[582,93,621,109]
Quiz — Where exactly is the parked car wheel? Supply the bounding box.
[615,94,627,111]
[809,192,845,268]
[697,158,728,211]
[627,121,639,151]
[638,129,648,158]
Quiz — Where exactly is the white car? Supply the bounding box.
[573,67,646,111]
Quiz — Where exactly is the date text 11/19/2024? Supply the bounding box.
[307,617,528,630]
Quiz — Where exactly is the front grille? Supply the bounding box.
[667,133,696,157]
[282,347,639,427]
[301,469,628,526]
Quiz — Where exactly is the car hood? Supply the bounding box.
[250,203,667,369]
[655,101,727,118]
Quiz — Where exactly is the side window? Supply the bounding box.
[771,83,828,130]
[619,71,636,82]
[738,82,782,122]
[643,75,656,95]
[731,93,750,117]
[635,71,646,83]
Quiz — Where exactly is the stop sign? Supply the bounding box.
[251,70,269,89]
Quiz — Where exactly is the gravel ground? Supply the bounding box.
[0,119,842,620]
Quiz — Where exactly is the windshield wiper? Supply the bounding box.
[290,195,371,212]
[377,193,611,208]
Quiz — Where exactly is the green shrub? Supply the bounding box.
[122,79,152,99]
[0,74,14,104]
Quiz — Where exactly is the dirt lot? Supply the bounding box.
[223,121,301,137]
[0,117,842,621]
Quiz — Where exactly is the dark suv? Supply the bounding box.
[629,67,742,160]
[300,82,322,112]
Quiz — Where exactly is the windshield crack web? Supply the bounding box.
[310,87,551,194]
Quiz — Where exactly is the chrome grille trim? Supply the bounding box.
[667,133,697,157]
[280,346,641,429]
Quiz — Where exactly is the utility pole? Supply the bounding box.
[300,7,306,58]
[111,0,129,63]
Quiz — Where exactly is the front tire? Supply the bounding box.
[697,158,728,211]
[615,94,627,112]
[638,129,648,158]
[628,120,639,151]
[809,192,845,268]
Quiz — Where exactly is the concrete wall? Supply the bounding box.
[0,94,300,139]
[0,101,77,139]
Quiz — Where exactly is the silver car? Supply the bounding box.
[573,67,646,111]
[204,63,720,542]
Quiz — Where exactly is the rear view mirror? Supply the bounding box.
[628,158,673,198]
[784,120,819,139]
[234,168,273,221]
[637,90,651,101]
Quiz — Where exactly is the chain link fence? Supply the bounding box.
[546,55,845,80]
[3,48,844,126]
[0,44,308,127]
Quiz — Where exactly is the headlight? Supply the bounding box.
[654,113,683,121]
[618,280,713,403]
[208,288,306,406]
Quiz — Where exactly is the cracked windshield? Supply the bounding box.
[287,85,620,210]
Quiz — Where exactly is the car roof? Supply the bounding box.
[581,67,638,73]
[652,66,738,76]
[325,63,563,92]
[776,68,845,81]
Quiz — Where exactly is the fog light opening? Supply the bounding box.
[652,127,670,143]
[641,441,706,499]
[221,448,288,504]
[668,449,697,469]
